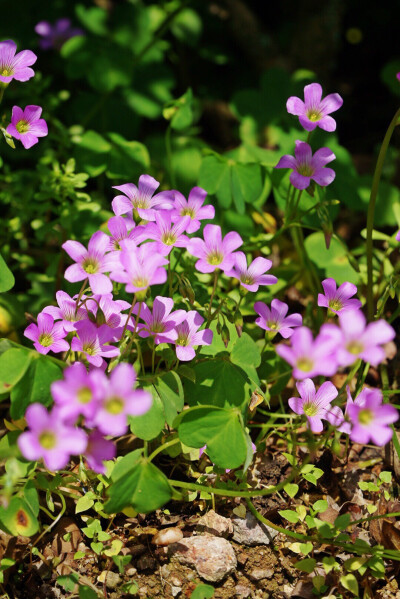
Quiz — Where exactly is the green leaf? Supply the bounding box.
[0,348,32,394]
[0,253,15,293]
[198,156,231,207]
[57,573,79,592]
[0,497,39,536]
[304,232,359,284]
[105,459,172,514]
[334,514,351,530]
[110,449,143,483]
[295,558,316,573]
[299,542,313,556]
[10,356,63,419]
[379,471,392,484]
[283,483,299,498]
[24,480,39,516]
[340,573,359,596]
[106,133,150,180]
[177,406,248,469]
[79,585,99,599]
[129,386,165,441]
[112,554,132,574]
[154,371,184,426]
[231,163,262,213]
[312,500,328,513]
[76,492,96,514]
[90,542,103,555]
[278,510,300,524]
[190,584,215,599]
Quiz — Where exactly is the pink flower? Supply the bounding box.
[276,326,338,379]
[24,312,69,355]
[286,83,343,132]
[107,216,138,252]
[254,299,302,339]
[51,362,104,424]
[109,239,168,294]
[226,252,277,292]
[42,290,87,333]
[173,311,213,361]
[85,430,116,474]
[347,388,398,446]
[0,40,37,83]
[132,296,186,344]
[93,363,152,436]
[7,105,48,149]
[288,378,341,433]
[71,321,120,368]
[275,141,336,190]
[187,224,243,273]
[35,18,84,51]
[62,231,118,295]
[396,230,400,242]
[138,211,190,256]
[317,278,362,315]
[18,404,87,471]
[321,310,395,367]
[84,294,131,340]
[171,187,215,234]
[112,175,174,221]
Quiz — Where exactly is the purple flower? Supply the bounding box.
[187,224,243,274]
[132,296,186,344]
[276,326,338,379]
[138,211,190,256]
[226,252,277,292]
[347,388,398,446]
[107,216,138,252]
[18,404,87,471]
[93,363,152,436]
[171,187,215,234]
[286,83,343,132]
[51,362,104,424]
[63,231,118,295]
[254,299,302,339]
[0,40,37,84]
[35,18,84,51]
[173,311,213,361]
[112,175,174,221]
[396,230,400,242]
[84,294,131,340]
[288,378,341,433]
[397,73,400,83]
[85,430,116,474]
[317,278,362,315]
[42,290,87,333]
[6,105,48,149]
[24,312,69,355]
[71,321,119,368]
[109,239,168,294]
[321,310,395,367]
[275,141,336,190]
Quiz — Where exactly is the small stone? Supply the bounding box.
[196,510,233,538]
[126,567,137,576]
[232,512,278,546]
[249,568,274,581]
[153,527,183,546]
[137,554,157,571]
[170,576,183,587]
[97,571,121,589]
[171,586,182,597]
[169,536,237,582]
[237,552,248,566]
[160,564,171,578]
[235,584,252,598]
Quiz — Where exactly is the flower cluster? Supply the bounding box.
[275,82,343,191]
[18,362,151,472]
[0,39,48,149]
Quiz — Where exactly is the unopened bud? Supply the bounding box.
[234,309,243,337]
[221,324,230,348]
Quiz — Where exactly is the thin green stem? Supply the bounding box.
[151,345,156,374]
[366,105,400,320]
[206,270,219,325]
[168,256,173,296]
[74,279,88,315]
[0,85,6,105]
[148,438,181,462]
[121,296,137,340]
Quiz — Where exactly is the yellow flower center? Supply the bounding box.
[296,358,313,372]
[297,164,314,177]
[240,274,254,286]
[181,207,196,218]
[307,109,322,122]
[39,333,53,347]
[1,66,13,77]
[329,299,342,312]
[358,408,373,426]
[346,341,363,355]
[161,232,177,245]
[39,431,57,450]
[16,120,30,134]
[207,251,223,265]
[105,397,124,415]
[77,387,92,404]
[82,258,99,274]
[303,401,318,417]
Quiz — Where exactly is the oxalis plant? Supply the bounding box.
[1,37,400,598]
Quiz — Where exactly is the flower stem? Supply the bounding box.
[148,437,181,462]
[206,270,219,325]
[121,295,137,340]
[75,279,88,315]
[366,105,400,320]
